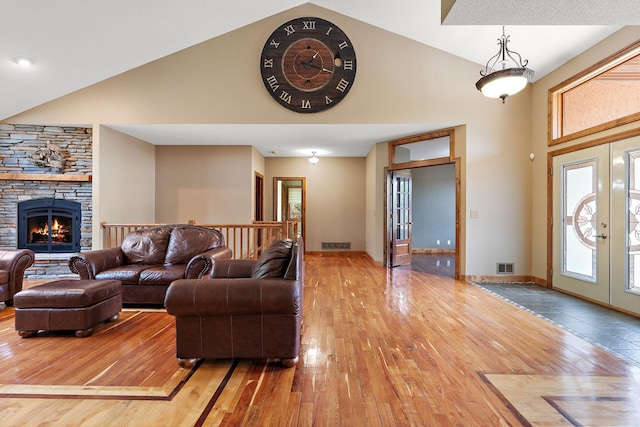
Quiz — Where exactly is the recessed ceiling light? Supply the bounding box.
[14,57,33,67]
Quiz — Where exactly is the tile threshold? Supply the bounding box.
[473,281,640,369]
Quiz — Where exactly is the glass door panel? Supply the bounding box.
[563,161,597,281]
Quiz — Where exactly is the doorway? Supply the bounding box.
[551,134,640,315]
[385,161,460,279]
[273,177,306,240]
[255,172,264,221]
[384,128,461,279]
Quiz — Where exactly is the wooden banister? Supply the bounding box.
[100,221,299,260]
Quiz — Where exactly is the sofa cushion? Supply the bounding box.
[95,264,156,284]
[0,269,8,284]
[165,226,222,265]
[139,265,186,285]
[121,227,172,265]
[252,239,293,278]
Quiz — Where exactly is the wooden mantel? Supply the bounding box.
[0,173,92,182]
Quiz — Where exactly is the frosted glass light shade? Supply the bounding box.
[14,56,33,67]
[476,67,534,102]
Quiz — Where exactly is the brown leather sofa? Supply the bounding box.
[165,236,304,367]
[68,225,232,305]
[0,249,35,305]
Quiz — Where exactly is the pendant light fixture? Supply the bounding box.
[308,151,319,165]
[14,56,33,67]
[476,26,534,103]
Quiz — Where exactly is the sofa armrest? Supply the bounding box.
[68,247,125,279]
[165,278,301,317]
[184,246,233,279]
[0,249,35,299]
[211,259,255,278]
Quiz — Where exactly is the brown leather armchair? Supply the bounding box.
[69,225,232,305]
[165,237,304,367]
[0,248,35,305]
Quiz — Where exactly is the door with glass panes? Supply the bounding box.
[553,136,640,315]
[391,170,412,267]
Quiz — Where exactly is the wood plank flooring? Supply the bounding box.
[0,252,639,426]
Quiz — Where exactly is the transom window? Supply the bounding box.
[549,41,640,145]
[388,129,454,169]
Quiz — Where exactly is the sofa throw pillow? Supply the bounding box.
[121,227,172,265]
[252,239,293,278]
[165,226,222,265]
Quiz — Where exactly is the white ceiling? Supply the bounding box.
[443,0,640,25]
[2,1,636,157]
[108,123,441,158]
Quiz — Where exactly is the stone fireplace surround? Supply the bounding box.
[0,124,92,278]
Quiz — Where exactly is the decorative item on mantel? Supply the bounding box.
[29,140,66,172]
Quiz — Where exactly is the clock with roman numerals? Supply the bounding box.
[260,17,357,113]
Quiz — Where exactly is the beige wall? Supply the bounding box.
[155,145,254,224]
[4,4,537,275]
[530,26,640,282]
[96,126,155,247]
[365,144,382,262]
[265,157,366,252]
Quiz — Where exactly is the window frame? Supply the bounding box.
[388,128,455,170]
[548,40,640,146]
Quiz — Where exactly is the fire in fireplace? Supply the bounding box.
[28,216,72,244]
[18,198,81,253]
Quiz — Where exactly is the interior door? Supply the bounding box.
[552,145,610,304]
[391,170,412,266]
[273,177,305,240]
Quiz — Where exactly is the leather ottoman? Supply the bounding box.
[14,279,122,338]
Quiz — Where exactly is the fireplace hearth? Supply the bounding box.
[18,198,81,253]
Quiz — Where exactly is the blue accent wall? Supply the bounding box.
[411,164,456,249]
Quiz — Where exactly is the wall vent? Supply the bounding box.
[321,242,351,250]
[496,263,514,274]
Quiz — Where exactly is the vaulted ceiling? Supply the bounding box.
[2,1,636,156]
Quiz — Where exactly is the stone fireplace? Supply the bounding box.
[0,124,93,278]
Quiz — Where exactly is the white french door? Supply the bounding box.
[553,145,610,303]
[611,136,640,314]
[552,135,640,314]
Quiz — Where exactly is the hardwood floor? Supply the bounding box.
[409,252,455,277]
[1,253,639,426]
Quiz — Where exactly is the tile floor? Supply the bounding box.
[473,281,640,368]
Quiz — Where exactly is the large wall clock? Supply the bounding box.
[260,17,357,113]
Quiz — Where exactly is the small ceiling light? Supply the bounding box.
[476,26,534,103]
[14,56,33,67]
[308,151,319,165]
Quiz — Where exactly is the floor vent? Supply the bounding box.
[322,242,351,250]
[496,263,514,274]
